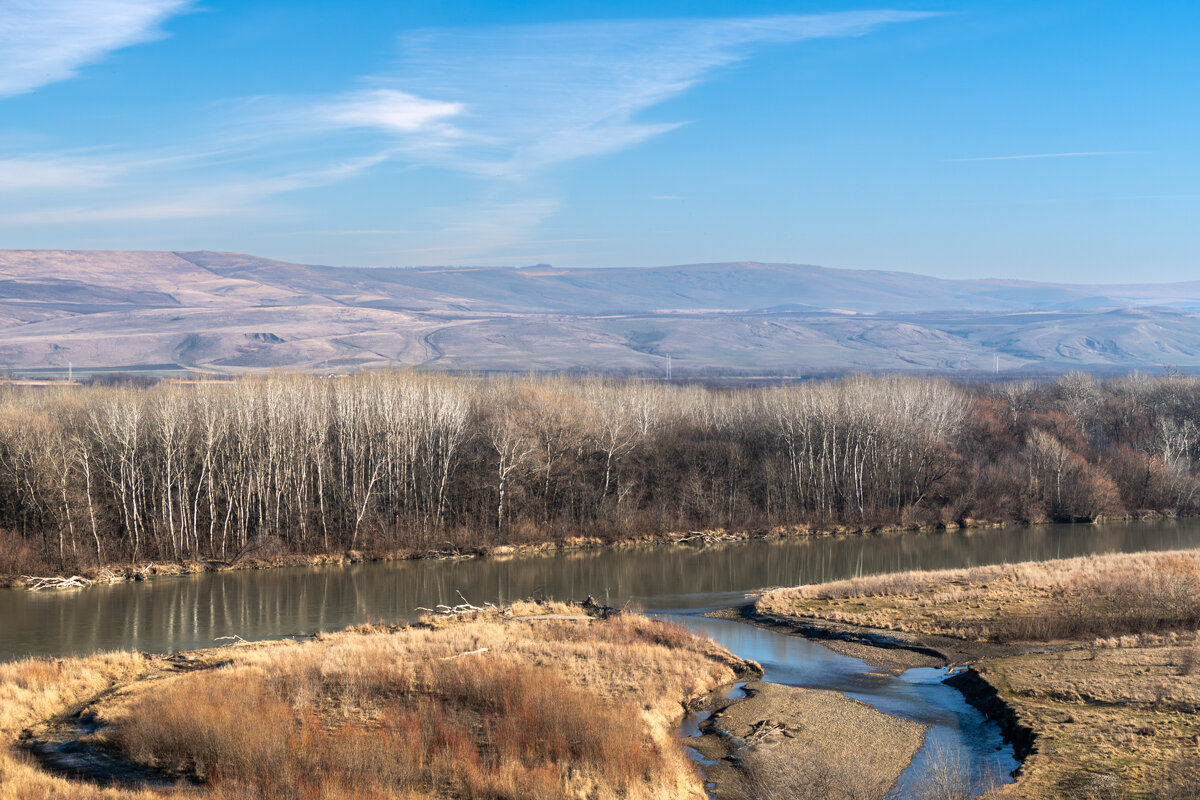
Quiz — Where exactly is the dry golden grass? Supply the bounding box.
[982,644,1200,799]
[757,548,1200,643]
[0,607,749,800]
[756,549,1200,799]
[0,651,157,800]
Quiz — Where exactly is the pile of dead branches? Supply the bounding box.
[417,591,501,618]
[21,575,93,591]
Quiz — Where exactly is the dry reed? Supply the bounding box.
[0,608,748,800]
[758,548,1200,642]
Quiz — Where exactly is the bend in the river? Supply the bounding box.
[4,519,1200,798]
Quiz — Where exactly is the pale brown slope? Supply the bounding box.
[0,250,312,309]
[5,249,1200,374]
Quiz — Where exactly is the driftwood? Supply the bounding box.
[21,575,92,591]
[440,647,490,660]
[419,542,472,560]
[95,567,128,584]
[417,593,623,621]
[417,591,501,618]
[672,530,726,545]
[214,634,248,646]
[21,564,160,591]
[744,720,787,745]
[581,595,623,619]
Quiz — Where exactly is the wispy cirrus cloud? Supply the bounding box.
[320,89,464,137]
[0,155,125,189]
[0,0,193,97]
[951,151,1129,162]
[0,151,393,225]
[345,12,937,177]
[0,10,932,264]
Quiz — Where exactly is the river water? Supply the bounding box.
[3,520,1200,796]
[4,520,1199,661]
[671,612,1018,798]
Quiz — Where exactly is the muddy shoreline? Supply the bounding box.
[687,679,927,800]
[725,603,1037,778]
[5,512,1171,591]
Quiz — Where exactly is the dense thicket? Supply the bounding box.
[1,371,1198,573]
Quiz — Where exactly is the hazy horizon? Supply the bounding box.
[6,247,1200,290]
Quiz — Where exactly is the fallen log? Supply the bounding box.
[21,575,92,591]
[440,647,490,660]
[419,592,501,618]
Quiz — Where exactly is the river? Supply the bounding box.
[4,519,1200,796]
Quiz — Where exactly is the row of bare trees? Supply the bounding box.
[1,371,1199,573]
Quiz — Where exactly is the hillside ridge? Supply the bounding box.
[3,248,1199,374]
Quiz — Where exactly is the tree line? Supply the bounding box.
[1,370,1198,574]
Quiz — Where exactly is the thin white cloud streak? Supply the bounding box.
[437,198,563,257]
[345,12,936,177]
[0,10,933,263]
[321,89,463,136]
[259,229,425,237]
[0,156,125,189]
[951,151,1128,162]
[0,0,192,97]
[351,198,564,265]
[0,152,391,225]
[4,200,237,225]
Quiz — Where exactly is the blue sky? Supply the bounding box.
[0,1,1196,281]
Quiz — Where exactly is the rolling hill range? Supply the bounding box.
[1,249,1200,375]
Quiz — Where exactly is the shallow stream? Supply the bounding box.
[670,612,1017,798]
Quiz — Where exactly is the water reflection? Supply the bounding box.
[3,520,1200,661]
[667,614,1019,798]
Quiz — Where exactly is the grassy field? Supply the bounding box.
[756,549,1200,799]
[978,643,1200,798]
[0,603,754,800]
[758,549,1200,643]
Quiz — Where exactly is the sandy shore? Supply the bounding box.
[690,681,926,800]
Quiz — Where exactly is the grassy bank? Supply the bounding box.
[0,603,756,800]
[756,549,1200,798]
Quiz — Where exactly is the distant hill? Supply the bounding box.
[3,249,1200,375]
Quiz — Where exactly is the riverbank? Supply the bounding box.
[5,512,1178,591]
[752,548,1200,798]
[0,602,759,800]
